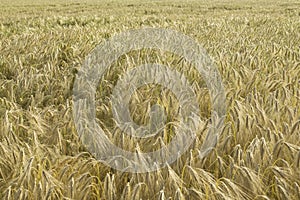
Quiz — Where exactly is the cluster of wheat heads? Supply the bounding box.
[0,0,300,199]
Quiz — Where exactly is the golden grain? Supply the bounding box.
[0,0,299,199]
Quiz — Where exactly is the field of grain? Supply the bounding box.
[0,0,300,199]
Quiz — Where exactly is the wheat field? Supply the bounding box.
[0,0,299,199]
